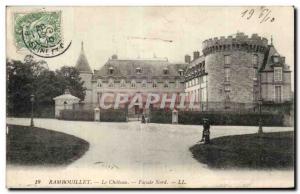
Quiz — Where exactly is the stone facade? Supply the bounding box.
[75,43,187,116]
[75,32,292,113]
[184,32,292,111]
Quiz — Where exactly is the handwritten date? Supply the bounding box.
[241,7,275,23]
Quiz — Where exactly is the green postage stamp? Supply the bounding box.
[14,11,71,58]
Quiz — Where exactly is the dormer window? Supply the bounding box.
[273,56,280,63]
[179,69,184,76]
[163,68,168,75]
[136,67,142,74]
[109,67,114,74]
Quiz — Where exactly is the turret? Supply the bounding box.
[75,41,93,103]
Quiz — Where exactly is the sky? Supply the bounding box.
[7,6,294,86]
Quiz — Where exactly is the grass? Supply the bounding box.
[6,124,89,166]
[190,131,294,169]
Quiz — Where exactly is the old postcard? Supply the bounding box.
[6,6,295,189]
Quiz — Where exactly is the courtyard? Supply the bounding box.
[6,118,294,188]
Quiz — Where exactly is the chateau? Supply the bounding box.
[75,32,292,114]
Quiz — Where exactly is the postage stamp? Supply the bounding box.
[14,11,71,58]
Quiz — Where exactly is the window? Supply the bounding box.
[192,79,195,86]
[195,78,199,85]
[273,56,280,63]
[120,79,126,88]
[108,79,114,88]
[164,80,169,88]
[131,80,136,88]
[201,88,207,102]
[142,80,147,88]
[163,68,168,75]
[185,82,188,88]
[179,69,184,76]
[253,68,258,80]
[225,91,230,101]
[224,55,231,65]
[274,67,282,81]
[252,55,258,66]
[275,85,282,102]
[109,67,114,74]
[224,85,230,91]
[176,80,180,88]
[153,80,157,88]
[225,68,230,82]
[97,79,102,88]
[136,67,142,74]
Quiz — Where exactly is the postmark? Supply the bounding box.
[14,11,71,58]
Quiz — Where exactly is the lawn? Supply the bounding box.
[190,131,294,169]
[7,124,89,166]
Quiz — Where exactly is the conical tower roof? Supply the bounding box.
[75,41,92,73]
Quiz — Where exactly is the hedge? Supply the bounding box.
[59,108,127,122]
[149,109,285,126]
[178,111,284,126]
[100,108,127,122]
[59,109,94,121]
[149,109,172,123]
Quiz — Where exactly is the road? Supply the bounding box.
[6,118,294,188]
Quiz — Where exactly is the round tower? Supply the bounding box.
[202,33,268,109]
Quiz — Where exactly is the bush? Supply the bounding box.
[59,109,94,121]
[100,108,127,122]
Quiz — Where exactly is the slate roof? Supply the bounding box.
[75,42,92,73]
[53,90,80,101]
[261,44,290,72]
[94,58,187,80]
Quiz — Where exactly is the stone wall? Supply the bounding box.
[205,50,264,104]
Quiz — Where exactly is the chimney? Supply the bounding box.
[193,51,200,60]
[111,54,118,60]
[185,55,191,63]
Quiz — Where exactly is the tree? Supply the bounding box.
[7,56,86,117]
[7,59,35,116]
[55,66,86,101]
